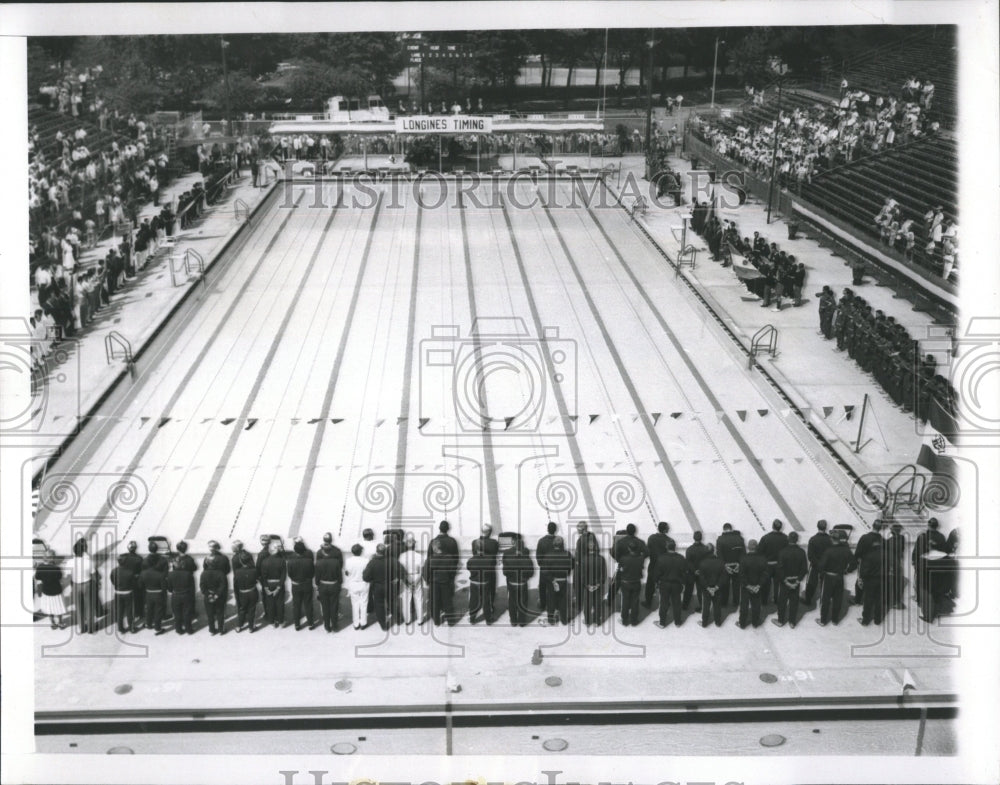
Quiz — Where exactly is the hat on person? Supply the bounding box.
[323,532,333,544]
[127,540,138,552]
[208,540,220,551]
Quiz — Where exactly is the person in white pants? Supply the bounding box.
[397,533,424,625]
[343,544,370,630]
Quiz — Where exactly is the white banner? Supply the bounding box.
[395,115,493,134]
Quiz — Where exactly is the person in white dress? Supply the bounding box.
[343,544,370,630]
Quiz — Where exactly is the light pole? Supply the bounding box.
[765,56,789,224]
[710,37,725,109]
[220,37,233,138]
[644,32,655,158]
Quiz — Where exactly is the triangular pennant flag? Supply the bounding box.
[733,458,743,464]
[221,417,236,425]
[589,414,599,424]
[822,406,834,419]
[568,415,579,423]
[376,419,385,427]
[736,410,747,422]
[691,459,701,465]
[672,460,683,466]
[291,418,300,425]
[716,410,725,422]
[332,418,343,424]
[671,412,682,419]
[244,418,258,430]
[774,458,784,463]
[418,417,430,429]
[158,417,171,428]
[757,409,768,417]
[654,461,662,467]
[547,416,558,425]
[397,417,408,425]
[574,462,585,468]
[201,418,212,424]
[504,416,516,431]
[651,412,661,425]
[140,416,150,427]
[307,418,320,424]
[494,464,503,471]
[794,457,804,464]
[632,414,640,423]
[595,462,605,469]
[844,405,855,421]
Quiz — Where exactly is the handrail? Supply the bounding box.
[184,248,205,276]
[234,198,250,224]
[884,463,926,517]
[104,330,132,364]
[748,324,778,370]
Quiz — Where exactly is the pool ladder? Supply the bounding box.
[748,324,778,370]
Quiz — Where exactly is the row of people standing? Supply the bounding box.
[36,517,957,635]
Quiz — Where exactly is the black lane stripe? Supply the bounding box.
[496,194,601,524]
[535,189,701,531]
[391,202,422,518]
[81,191,306,538]
[186,202,340,539]
[291,191,385,537]
[583,184,802,531]
[457,200,504,531]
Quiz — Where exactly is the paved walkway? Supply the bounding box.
[19,172,276,482]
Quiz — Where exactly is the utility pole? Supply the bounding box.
[765,57,787,224]
[220,36,232,138]
[644,30,655,162]
[710,37,723,109]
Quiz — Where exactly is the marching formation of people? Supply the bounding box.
[34,517,959,636]
[816,285,958,426]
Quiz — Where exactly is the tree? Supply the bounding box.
[286,60,368,110]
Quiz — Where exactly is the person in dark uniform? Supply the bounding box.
[233,551,259,632]
[259,540,287,628]
[682,531,710,611]
[578,540,607,627]
[433,520,459,556]
[818,286,837,339]
[857,537,885,626]
[423,540,458,626]
[759,519,789,605]
[737,539,768,628]
[716,523,746,607]
[255,534,272,584]
[119,540,144,625]
[466,539,496,624]
[315,535,344,632]
[652,540,690,627]
[773,531,807,628]
[912,518,947,622]
[165,558,196,634]
[110,552,138,634]
[536,522,559,611]
[287,538,316,630]
[502,540,535,627]
[207,539,231,580]
[816,530,856,625]
[139,555,167,634]
[617,541,645,627]
[573,521,599,613]
[609,523,648,610]
[886,523,907,609]
[539,536,573,625]
[147,541,171,619]
[853,521,883,605]
[696,543,726,627]
[173,540,197,574]
[803,520,833,605]
[472,524,500,617]
[643,521,674,607]
[364,543,401,631]
[200,549,228,635]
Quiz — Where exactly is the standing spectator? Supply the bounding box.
[773,531,808,628]
[696,544,727,627]
[71,537,97,634]
[344,543,369,630]
[315,533,344,633]
[397,533,423,626]
[34,550,67,630]
[502,539,535,627]
[466,539,496,624]
[539,536,573,626]
[363,543,400,631]
[737,540,768,629]
[423,540,458,626]
[617,541,645,627]
[577,540,607,627]
[651,541,690,628]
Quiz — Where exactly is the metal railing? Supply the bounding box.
[234,198,250,224]
[104,331,132,365]
[748,324,778,370]
[883,463,927,518]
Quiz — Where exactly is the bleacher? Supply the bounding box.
[840,27,957,122]
[28,105,117,162]
[799,135,957,275]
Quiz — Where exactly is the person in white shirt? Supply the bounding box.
[71,537,97,634]
[343,544,370,630]
[397,533,425,625]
